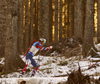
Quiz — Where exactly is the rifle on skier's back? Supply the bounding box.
[22,33,40,59]
[22,39,36,59]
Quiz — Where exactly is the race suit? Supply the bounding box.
[22,41,49,74]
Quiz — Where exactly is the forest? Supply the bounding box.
[0,0,100,77]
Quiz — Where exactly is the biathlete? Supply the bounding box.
[22,38,53,76]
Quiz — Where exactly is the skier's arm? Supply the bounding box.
[36,43,53,50]
[37,46,49,50]
[41,46,53,50]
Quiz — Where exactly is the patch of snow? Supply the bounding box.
[0,43,100,84]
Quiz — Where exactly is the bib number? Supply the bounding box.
[30,46,39,55]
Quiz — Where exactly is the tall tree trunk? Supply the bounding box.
[5,0,25,74]
[54,0,58,43]
[82,0,94,57]
[59,0,62,41]
[30,0,34,42]
[49,0,53,44]
[64,0,67,38]
[82,0,86,37]
[0,0,7,57]
[39,0,49,45]
[24,0,30,52]
[97,0,100,42]
[67,0,70,37]
[33,0,38,40]
[17,0,23,55]
[74,0,82,38]
[70,0,74,37]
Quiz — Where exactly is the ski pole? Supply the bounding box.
[28,49,50,77]
[37,49,50,65]
[37,50,41,64]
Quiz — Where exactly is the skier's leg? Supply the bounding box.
[22,59,31,74]
[30,58,39,76]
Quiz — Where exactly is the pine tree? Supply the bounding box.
[59,0,62,41]
[54,0,58,43]
[74,0,82,38]
[30,0,34,42]
[0,0,7,57]
[82,0,94,57]
[24,0,30,52]
[5,0,25,74]
[39,0,49,45]
[49,0,53,44]
[70,0,74,37]
[97,0,100,42]
[17,0,23,55]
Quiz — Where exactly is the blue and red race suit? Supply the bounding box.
[22,41,50,74]
[28,41,49,56]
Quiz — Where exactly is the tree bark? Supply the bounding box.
[82,0,94,57]
[67,0,70,37]
[5,0,25,74]
[49,0,53,44]
[54,0,58,43]
[0,0,7,57]
[17,0,23,55]
[24,0,30,52]
[82,0,86,37]
[33,0,39,40]
[97,0,100,43]
[74,0,83,38]
[30,0,34,42]
[70,0,74,37]
[59,0,62,41]
[39,0,49,45]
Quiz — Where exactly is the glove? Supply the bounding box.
[49,46,53,49]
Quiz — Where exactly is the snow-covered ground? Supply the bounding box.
[0,77,68,84]
[0,43,100,84]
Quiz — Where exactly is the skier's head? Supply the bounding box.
[39,38,46,44]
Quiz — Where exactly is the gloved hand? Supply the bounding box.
[49,46,53,49]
